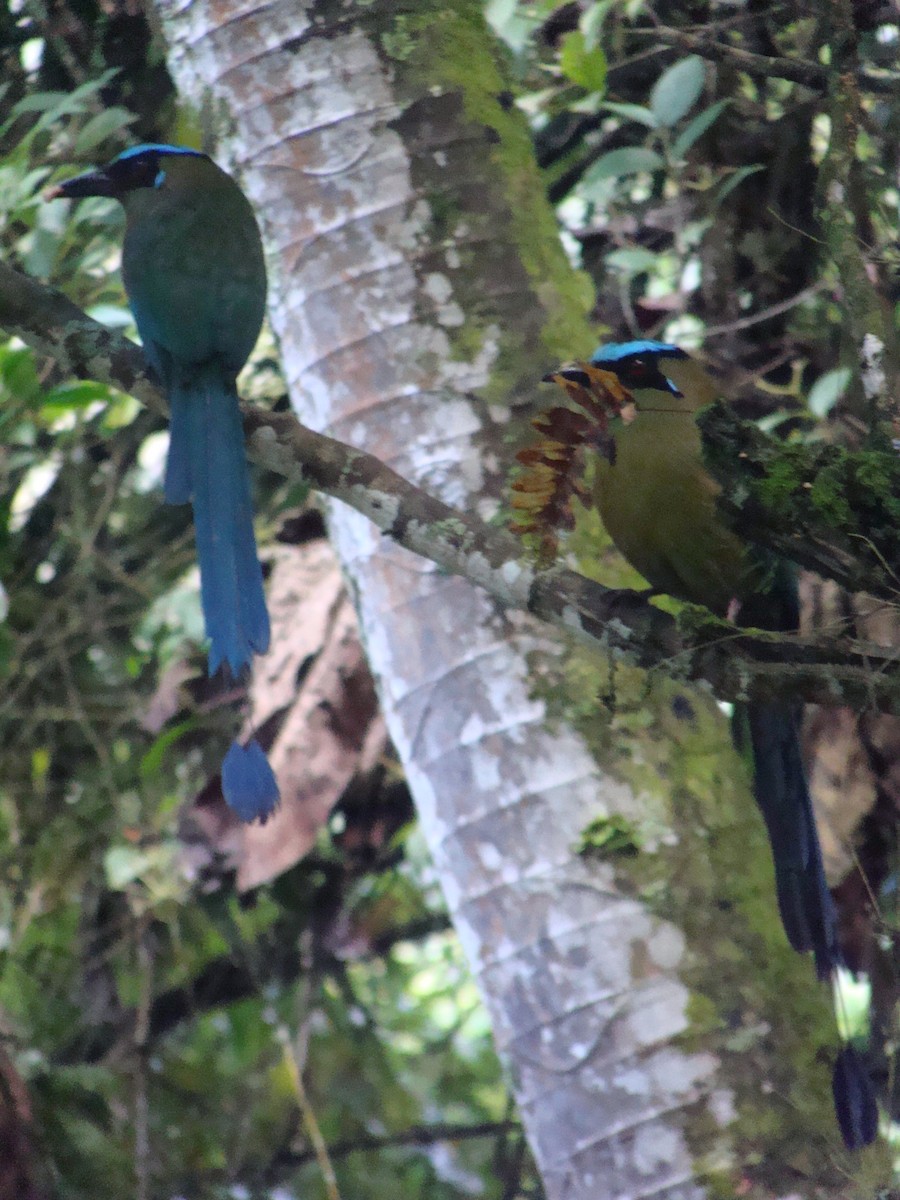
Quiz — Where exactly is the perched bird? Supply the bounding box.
[49,145,278,821]
[583,340,877,1147]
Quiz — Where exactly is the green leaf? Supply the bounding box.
[605,247,659,274]
[40,381,112,419]
[105,844,156,889]
[807,367,852,417]
[672,98,728,158]
[715,163,764,203]
[74,108,134,156]
[582,147,664,185]
[559,31,608,93]
[9,90,69,116]
[140,720,194,781]
[7,72,119,138]
[602,101,659,129]
[581,1,614,46]
[0,347,41,403]
[650,55,705,127]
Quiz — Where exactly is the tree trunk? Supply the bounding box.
[154,1,868,1193]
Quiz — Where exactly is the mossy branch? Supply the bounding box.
[2,259,899,713]
[699,401,900,603]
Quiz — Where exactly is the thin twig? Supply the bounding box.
[133,921,153,1200]
[279,933,340,1200]
[269,1118,521,1173]
[632,25,899,95]
[703,283,824,337]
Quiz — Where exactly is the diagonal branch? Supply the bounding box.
[2,259,899,714]
[265,1119,521,1177]
[636,25,899,95]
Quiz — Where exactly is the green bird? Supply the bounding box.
[583,340,877,1148]
[49,144,278,822]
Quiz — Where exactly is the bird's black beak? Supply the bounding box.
[45,168,117,201]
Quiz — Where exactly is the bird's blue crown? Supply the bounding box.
[590,340,687,396]
[591,340,684,364]
[110,145,206,189]
[113,144,205,164]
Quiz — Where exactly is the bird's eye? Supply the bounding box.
[112,154,161,192]
[621,359,650,385]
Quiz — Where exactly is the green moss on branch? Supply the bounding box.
[698,401,900,601]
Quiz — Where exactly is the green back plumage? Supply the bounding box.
[121,154,266,378]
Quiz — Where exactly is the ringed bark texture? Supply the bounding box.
[154,1,804,1195]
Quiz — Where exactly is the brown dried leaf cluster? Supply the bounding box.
[510,363,634,561]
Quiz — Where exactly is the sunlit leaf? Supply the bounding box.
[582,147,664,186]
[85,303,133,328]
[581,1,614,46]
[807,366,852,417]
[559,30,607,93]
[601,100,659,128]
[105,844,156,889]
[650,55,705,127]
[605,247,659,274]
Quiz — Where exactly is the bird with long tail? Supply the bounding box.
[49,145,278,822]
[524,340,878,1149]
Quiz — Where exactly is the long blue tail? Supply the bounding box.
[745,703,839,980]
[739,565,878,1147]
[739,705,878,1147]
[165,364,278,822]
[735,569,839,978]
[165,364,270,677]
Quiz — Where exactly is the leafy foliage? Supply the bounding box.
[2,0,900,1193]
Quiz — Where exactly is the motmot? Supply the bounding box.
[582,341,877,1147]
[49,145,278,821]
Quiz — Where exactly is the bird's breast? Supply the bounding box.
[592,407,761,614]
[122,185,266,376]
